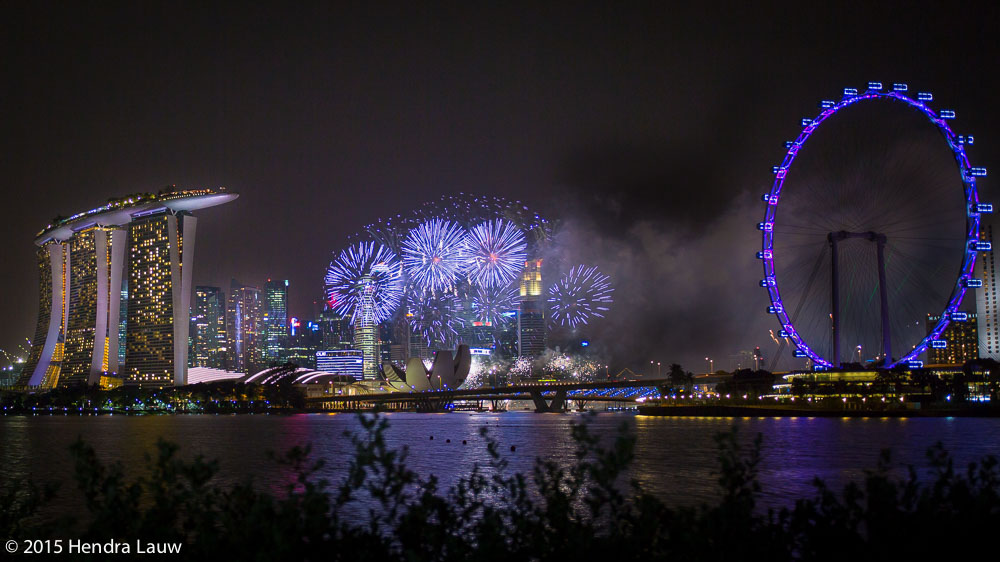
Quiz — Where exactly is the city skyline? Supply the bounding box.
[4,3,1000,371]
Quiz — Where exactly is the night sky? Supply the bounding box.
[3,2,999,371]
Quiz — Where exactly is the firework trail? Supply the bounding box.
[402,218,468,292]
[324,241,403,323]
[464,219,527,288]
[547,265,614,328]
[408,291,464,346]
[470,284,518,325]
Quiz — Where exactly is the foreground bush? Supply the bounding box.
[3,414,999,561]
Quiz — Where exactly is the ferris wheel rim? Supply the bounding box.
[759,83,985,369]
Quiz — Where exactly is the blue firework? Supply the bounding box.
[548,265,613,328]
[408,291,464,346]
[402,219,468,292]
[325,241,403,323]
[471,284,518,325]
[464,219,527,289]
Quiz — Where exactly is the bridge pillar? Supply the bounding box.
[530,389,568,413]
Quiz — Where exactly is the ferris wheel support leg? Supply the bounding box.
[829,233,841,369]
[876,235,892,364]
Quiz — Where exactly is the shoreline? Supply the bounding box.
[637,404,1000,418]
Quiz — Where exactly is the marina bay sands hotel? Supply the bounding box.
[17,188,237,389]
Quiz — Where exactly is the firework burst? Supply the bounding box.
[402,219,468,292]
[324,241,403,323]
[407,291,464,346]
[464,219,527,288]
[470,284,518,325]
[547,265,614,328]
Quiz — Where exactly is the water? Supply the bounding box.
[3,412,1000,515]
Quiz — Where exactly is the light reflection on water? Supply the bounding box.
[3,412,1000,513]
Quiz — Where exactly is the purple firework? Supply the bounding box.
[402,219,467,292]
[408,291,464,346]
[325,241,403,323]
[471,284,518,325]
[548,265,614,328]
[464,219,527,288]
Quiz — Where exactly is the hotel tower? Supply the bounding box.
[18,188,237,388]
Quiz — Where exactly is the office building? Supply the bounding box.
[977,216,1000,359]
[227,280,263,374]
[263,279,289,364]
[517,259,546,357]
[315,349,364,380]
[927,312,979,365]
[191,286,227,368]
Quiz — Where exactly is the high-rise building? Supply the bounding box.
[227,280,264,374]
[19,188,237,388]
[316,349,364,379]
[927,312,979,365]
[191,286,227,368]
[263,279,289,364]
[354,273,379,380]
[518,259,546,357]
[977,216,1000,359]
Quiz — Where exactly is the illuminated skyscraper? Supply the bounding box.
[517,259,546,357]
[227,280,264,373]
[19,188,237,388]
[927,312,979,365]
[354,274,379,379]
[977,216,1000,359]
[263,279,289,364]
[191,286,227,368]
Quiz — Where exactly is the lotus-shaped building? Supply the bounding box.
[382,345,472,391]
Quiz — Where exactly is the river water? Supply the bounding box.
[3,412,1000,514]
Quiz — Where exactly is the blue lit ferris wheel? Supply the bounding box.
[759,82,992,369]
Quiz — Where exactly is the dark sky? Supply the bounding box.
[3,2,999,371]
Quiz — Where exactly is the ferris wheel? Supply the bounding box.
[759,82,992,369]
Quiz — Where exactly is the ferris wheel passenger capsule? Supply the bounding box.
[800,118,813,126]
[957,135,974,145]
[867,81,883,91]
[779,330,790,337]
[908,360,924,369]
[760,278,776,287]
[964,278,984,288]
[768,304,783,314]
[951,312,969,321]
[756,250,773,259]
[940,110,956,119]
[971,241,992,251]
[917,92,933,101]
[971,167,988,177]
[892,83,908,92]
[976,203,993,213]
[792,349,808,358]
[930,340,948,349]
[843,87,859,96]
[820,100,836,109]
[758,222,773,231]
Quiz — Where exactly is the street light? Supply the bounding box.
[705,357,713,373]
[657,362,661,378]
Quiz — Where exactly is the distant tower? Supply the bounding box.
[517,259,546,357]
[977,216,1000,359]
[227,280,263,373]
[354,274,379,380]
[191,286,227,368]
[263,279,289,364]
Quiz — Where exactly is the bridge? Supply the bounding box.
[306,378,670,413]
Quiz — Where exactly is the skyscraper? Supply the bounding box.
[19,188,237,388]
[927,312,979,365]
[191,286,227,368]
[977,216,999,359]
[263,279,289,364]
[227,280,263,374]
[354,274,379,380]
[518,259,546,357]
